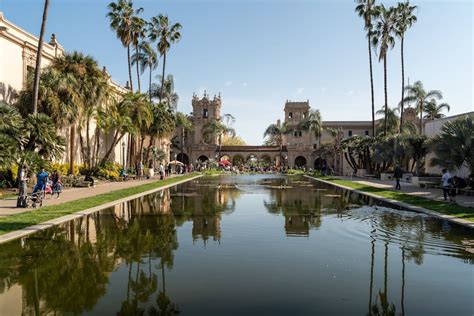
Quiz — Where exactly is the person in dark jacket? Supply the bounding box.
[393,164,403,190]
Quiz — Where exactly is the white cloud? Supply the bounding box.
[225,80,233,86]
[296,87,304,95]
[242,82,248,87]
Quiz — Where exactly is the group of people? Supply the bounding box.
[17,165,63,208]
[393,165,472,203]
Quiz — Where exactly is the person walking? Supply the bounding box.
[17,164,29,207]
[51,171,62,198]
[393,164,403,190]
[441,169,453,201]
[137,161,144,180]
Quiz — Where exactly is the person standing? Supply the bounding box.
[137,161,144,180]
[393,164,403,190]
[159,163,165,180]
[17,164,29,207]
[441,169,453,201]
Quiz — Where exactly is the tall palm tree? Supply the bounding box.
[423,99,450,120]
[395,1,417,132]
[299,109,323,147]
[376,105,399,135]
[130,14,146,92]
[372,4,397,135]
[175,112,193,164]
[152,75,179,111]
[32,0,50,114]
[355,0,377,136]
[263,120,290,169]
[132,41,158,101]
[148,14,182,104]
[402,80,443,134]
[107,0,138,91]
[203,118,235,160]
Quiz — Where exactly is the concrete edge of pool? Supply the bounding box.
[305,175,474,230]
[0,175,202,245]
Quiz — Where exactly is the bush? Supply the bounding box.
[285,169,305,175]
[49,162,79,176]
[95,162,122,180]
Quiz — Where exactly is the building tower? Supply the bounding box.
[283,100,312,146]
[191,91,222,145]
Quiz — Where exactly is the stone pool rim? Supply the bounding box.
[0,175,202,245]
[305,175,474,230]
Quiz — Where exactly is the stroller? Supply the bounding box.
[28,183,46,208]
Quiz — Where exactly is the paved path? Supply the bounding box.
[338,176,474,208]
[0,175,179,217]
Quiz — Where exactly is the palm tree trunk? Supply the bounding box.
[180,127,184,163]
[400,37,405,133]
[127,45,134,91]
[419,103,423,135]
[69,125,76,175]
[383,55,388,135]
[368,35,375,136]
[159,52,167,104]
[135,43,141,92]
[31,0,50,114]
[148,59,152,102]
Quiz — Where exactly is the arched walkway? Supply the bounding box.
[232,155,244,166]
[177,153,190,165]
[294,156,307,168]
[197,155,209,163]
[259,155,273,167]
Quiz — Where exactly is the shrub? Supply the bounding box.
[49,162,79,176]
[95,162,122,180]
[285,169,305,175]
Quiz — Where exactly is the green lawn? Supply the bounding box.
[0,174,199,235]
[312,176,474,223]
[0,193,16,200]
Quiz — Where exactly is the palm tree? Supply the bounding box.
[152,75,179,111]
[299,109,323,147]
[372,4,397,135]
[31,0,50,114]
[145,103,175,166]
[148,14,182,104]
[203,118,235,160]
[130,14,146,92]
[263,120,290,169]
[423,99,450,120]
[355,0,377,136]
[376,105,399,135]
[402,80,443,134]
[107,0,138,91]
[132,41,158,101]
[126,93,153,162]
[430,115,473,174]
[395,1,417,132]
[175,112,193,164]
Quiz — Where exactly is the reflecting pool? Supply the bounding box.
[0,175,473,315]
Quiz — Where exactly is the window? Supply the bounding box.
[365,130,369,136]
[288,112,293,119]
[348,130,353,137]
[302,113,307,119]
[203,109,208,118]
[294,131,298,137]
[299,131,302,137]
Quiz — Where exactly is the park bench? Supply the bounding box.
[418,181,438,189]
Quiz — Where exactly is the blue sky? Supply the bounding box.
[1,0,472,144]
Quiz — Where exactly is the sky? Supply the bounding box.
[1,0,472,144]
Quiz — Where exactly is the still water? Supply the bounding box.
[0,175,473,315]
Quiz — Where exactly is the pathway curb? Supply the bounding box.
[0,175,202,245]
[305,175,474,230]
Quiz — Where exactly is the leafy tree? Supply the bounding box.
[203,117,235,159]
[148,14,182,104]
[174,112,193,163]
[152,75,179,111]
[395,1,417,132]
[430,115,473,174]
[263,120,291,168]
[132,41,159,100]
[376,105,399,135]
[222,135,246,146]
[355,0,377,136]
[299,108,323,147]
[423,99,450,120]
[372,4,397,135]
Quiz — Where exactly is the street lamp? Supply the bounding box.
[122,140,126,169]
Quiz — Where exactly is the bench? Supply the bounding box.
[418,181,438,189]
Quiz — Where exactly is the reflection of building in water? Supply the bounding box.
[192,215,221,243]
[285,216,309,237]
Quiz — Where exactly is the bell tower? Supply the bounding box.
[191,91,222,144]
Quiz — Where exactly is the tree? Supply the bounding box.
[430,115,473,174]
[423,99,450,120]
[372,4,397,135]
[299,109,323,148]
[376,105,399,135]
[148,14,182,105]
[395,1,417,132]
[152,75,178,111]
[222,135,246,146]
[127,93,153,163]
[31,0,50,114]
[402,80,443,134]
[355,0,377,136]
[174,112,193,163]
[132,41,158,101]
[263,120,290,169]
[107,0,139,91]
[203,117,235,160]
[130,13,146,92]
[145,103,175,165]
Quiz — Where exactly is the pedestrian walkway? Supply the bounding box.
[338,176,474,208]
[0,175,178,217]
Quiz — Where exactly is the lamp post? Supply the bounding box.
[122,140,126,169]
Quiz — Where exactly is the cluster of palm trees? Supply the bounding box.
[107,0,182,107]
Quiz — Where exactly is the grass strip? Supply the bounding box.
[315,176,474,222]
[0,174,199,235]
[0,194,16,200]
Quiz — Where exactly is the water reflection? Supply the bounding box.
[0,175,472,315]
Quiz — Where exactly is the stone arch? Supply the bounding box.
[197,155,209,163]
[232,155,245,166]
[294,156,307,168]
[259,155,273,167]
[314,157,324,170]
[219,154,231,162]
[177,153,189,165]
